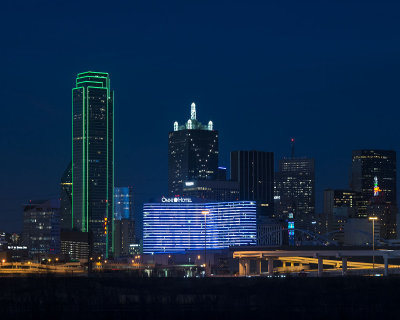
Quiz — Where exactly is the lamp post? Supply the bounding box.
[369,216,378,272]
[202,210,209,276]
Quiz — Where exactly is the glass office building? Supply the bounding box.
[168,102,218,196]
[72,71,114,257]
[22,199,60,256]
[143,199,256,253]
[114,187,133,220]
[230,150,275,217]
[351,150,396,217]
[60,161,72,230]
[275,157,315,218]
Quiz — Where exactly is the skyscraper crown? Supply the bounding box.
[173,102,214,131]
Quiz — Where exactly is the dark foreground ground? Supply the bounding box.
[0,275,398,320]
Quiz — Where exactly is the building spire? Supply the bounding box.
[191,102,196,120]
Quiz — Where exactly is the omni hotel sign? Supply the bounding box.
[161,197,193,203]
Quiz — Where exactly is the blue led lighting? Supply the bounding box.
[143,201,257,254]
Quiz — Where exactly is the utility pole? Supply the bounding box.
[369,216,378,272]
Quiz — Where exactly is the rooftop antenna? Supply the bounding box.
[191,102,196,120]
[290,138,295,159]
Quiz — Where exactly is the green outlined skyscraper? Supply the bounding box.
[72,71,114,258]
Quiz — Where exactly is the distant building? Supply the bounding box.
[168,102,218,196]
[344,218,380,246]
[257,218,283,246]
[350,150,396,217]
[217,166,227,181]
[181,180,239,202]
[60,161,72,230]
[114,219,136,257]
[22,199,60,256]
[60,231,89,260]
[114,187,134,220]
[72,71,114,258]
[230,151,274,217]
[368,196,397,240]
[350,150,397,239]
[143,198,257,253]
[275,157,315,219]
[0,232,6,249]
[323,189,359,235]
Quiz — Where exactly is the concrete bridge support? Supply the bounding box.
[245,259,250,276]
[384,256,389,276]
[255,260,261,275]
[318,257,323,277]
[268,257,274,276]
[239,259,245,276]
[342,257,347,275]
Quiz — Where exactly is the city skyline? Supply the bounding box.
[2,1,400,232]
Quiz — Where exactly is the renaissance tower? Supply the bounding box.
[168,102,218,196]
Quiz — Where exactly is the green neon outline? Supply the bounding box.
[112,90,115,254]
[85,85,110,256]
[77,75,108,80]
[86,87,89,232]
[106,85,109,257]
[76,80,105,87]
[77,71,109,77]
[82,86,86,232]
[71,88,74,229]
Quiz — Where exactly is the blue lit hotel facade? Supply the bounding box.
[143,198,257,254]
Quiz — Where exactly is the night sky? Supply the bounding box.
[1,0,400,232]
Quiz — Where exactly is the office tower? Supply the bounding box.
[230,151,274,216]
[217,166,227,181]
[60,161,72,230]
[72,71,114,257]
[344,218,381,246]
[181,180,239,201]
[168,102,218,196]
[143,199,256,253]
[368,199,397,239]
[114,219,136,257]
[0,232,6,251]
[22,199,60,256]
[351,150,396,216]
[257,218,283,246]
[323,189,359,244]
[114,187,134,220]
[60,231,89,260]
[275,158,315,219]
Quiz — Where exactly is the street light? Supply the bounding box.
[202,210,209,275]
[369,216,378,272]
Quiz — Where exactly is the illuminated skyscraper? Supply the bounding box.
[114,187,134,220]
[60,161,72,231]
[350,150,396,217]
[351,150,397,239]
[168,102,218,196]
[323,189,360,244]
[23,199,60,256]
[275,157,315,218]
[72,72,114,257]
